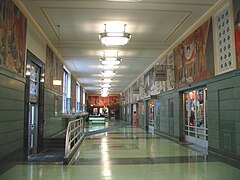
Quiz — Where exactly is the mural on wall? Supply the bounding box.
[131,80,139,103]
[109,95,120,106]
[45,45,63,94]
[124,89,129,104]
[144,67,154,96]
[120,92,125,105]
[158,57,167,93]
[139,75,147,99]
[233,0,240,68]
[174,19,214,88]
[167,51,175,90]
[214,3,236,74]
[0,0,27,77]
[88,95,120,106]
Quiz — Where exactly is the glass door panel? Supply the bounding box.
[148,100,154,131]
[184,88,208,147]
[28,103,38,155]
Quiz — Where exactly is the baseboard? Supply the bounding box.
[154,130,180,142]
[0,148,24,175]
[208,146,240,162]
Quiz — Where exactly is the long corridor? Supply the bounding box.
[1,120,240,180]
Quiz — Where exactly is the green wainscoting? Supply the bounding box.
[44,90,65,138]
[208,73,240,156]
[0,73,25,159]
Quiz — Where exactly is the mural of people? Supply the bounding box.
[88,95,120,106]
[0,0,26,76]
[45,45,63,94]
[174,19,213,88]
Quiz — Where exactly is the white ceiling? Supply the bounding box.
[21,0,220,94]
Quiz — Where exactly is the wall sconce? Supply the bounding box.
[53,80,62,86]
[26,64,31,76]
[40,73,45,82]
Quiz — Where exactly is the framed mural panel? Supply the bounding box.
[159,57,167,93]
[213,2,236,75]
[233,0,240,68]
[88,95,120,106]
[45,45,63,94]
[174,19,214,88]
[144,67,154,96]
[0,0,27,77]
[167,51,175,90]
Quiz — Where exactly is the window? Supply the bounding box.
[82,89,86,112]
[76,83,80,112]
[62,69,71,113]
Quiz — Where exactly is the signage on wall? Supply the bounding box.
[150,95,158,99]
[155,65,167,81]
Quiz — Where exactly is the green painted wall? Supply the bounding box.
[207,73,240,156]
[44,90,65,138]
[138,101,146,128]
[156,91,181,138]
[0,73,25,159]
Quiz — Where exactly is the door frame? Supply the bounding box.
[24,50,45,159]
[183,87,208,148]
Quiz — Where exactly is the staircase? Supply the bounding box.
[47,137,65,149]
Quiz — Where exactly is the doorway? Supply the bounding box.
[24,51,45,158]
[148,100,155,131]
[183,87,208,147]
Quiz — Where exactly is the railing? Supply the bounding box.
[64,118,84,158]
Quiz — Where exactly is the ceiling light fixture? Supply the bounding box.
[99,24,131,46]
[102,64,115,70]
[100,69,117,77]
[101,92,109,97]
[100,51,122,65]
[101,83,111,88]
[108,0,143,2]
[101,78,113,83]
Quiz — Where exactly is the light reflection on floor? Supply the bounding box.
[1,120,240,180]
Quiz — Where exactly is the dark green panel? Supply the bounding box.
[0,140,23,158]
[0,110,24,122]
[218,88,236,100]
[0,75,25,90]
[0,73,25,159]
[219,99,240,110]
[0,121,23,134]
[44,117,65,138]
[207,91,219,101]
[0,87,24,101]
[208,76,240,90]
[208,138,220,148]
[0,99,24,111]
[219,110,240,121]
[219,87,237,153]
[0,130,23,146]
[208,101,219,111]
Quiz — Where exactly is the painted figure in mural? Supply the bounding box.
[0,0,26,76]
[0,0,7,67]
[235,9,240,67]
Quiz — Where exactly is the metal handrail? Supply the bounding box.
[64,118,84,158]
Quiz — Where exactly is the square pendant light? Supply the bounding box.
[99,24,131,46]
[100,70,117,77]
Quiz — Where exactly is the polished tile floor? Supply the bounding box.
[1,120,240,180]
